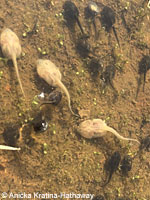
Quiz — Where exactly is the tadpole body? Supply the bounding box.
[37,59,77,116]
[102,151,121,186]
[136,55,150,98]
[120,155,132,176]
[63,1,84,35]
[100,65,117,93]
[100,6,120,47]
[78,119,140,144]
[85,2,100,39]
[0,28,25,98]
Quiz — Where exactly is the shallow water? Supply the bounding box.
[0,0,150,199]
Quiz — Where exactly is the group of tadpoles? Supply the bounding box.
[0,2,150,186]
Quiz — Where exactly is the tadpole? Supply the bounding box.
[102,151,121,186]
[100,65,117,94]
[136,55,150,99]
[140,135,150,152]
[63,1,84,35]
[100,6,120,47]
[85,2,100,39]
[120,155,132,176]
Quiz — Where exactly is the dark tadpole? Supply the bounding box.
[3,125,20,146]
[120,155,132,176]
[85,2,100,39]
[121,9,131,34]
[100,65,118,94]
[136,55,150,99]
[100,6,120,47]
[63,1,84,35]
[140,135,150,152]
[75,37,92,58]
[102,151,121,187]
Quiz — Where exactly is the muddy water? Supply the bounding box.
[0,0,150,199]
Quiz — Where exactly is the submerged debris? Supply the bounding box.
[0,145,20,151]
[78,119,140,143]
[32,112,49,133]
[3,126,20,146]
[102,151,121,186]
[140,135,150,152]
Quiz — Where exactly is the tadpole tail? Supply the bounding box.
[112,26,120,48]
[12,54,26,98]
[143,72,146,92]
[136,75,142,100]
[93,18,99,40]
[56,79,79,117]
[101,172,112,187]
[106,126,140,144]
[76,16,85,35]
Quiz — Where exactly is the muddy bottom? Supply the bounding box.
[0,0,150,199]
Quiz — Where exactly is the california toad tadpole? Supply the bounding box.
[120,155,132,176]
[100,6,120,47]
[0,28,25,98]
[136,55,150,99]
[102,151,121,186]
[63,1,84,35]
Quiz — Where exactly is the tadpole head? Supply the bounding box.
[120,155,132,175]
[86,1,100,18]
[138,55,150,75]
[100,6,115,32]
[63,1,79,22]
[140,135,150,152]
[105,151,121,172]
[47,90,62,105]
